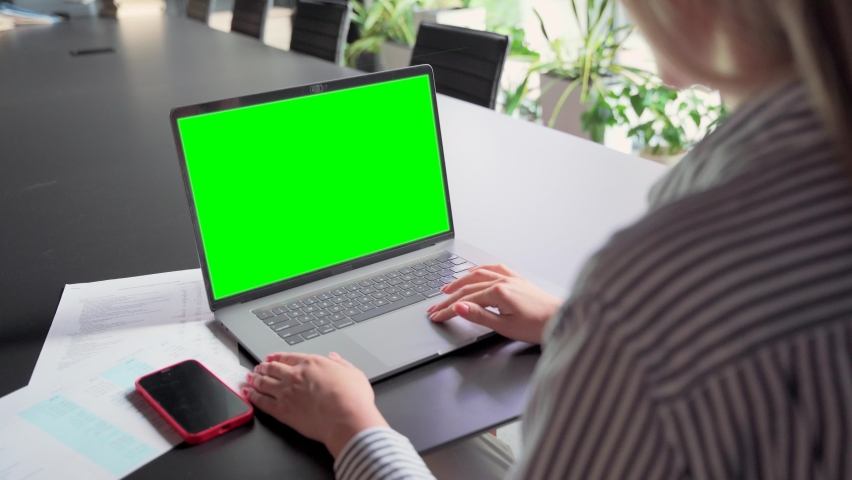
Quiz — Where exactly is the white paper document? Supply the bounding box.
[0,340,250,480]
[30,269,238,385]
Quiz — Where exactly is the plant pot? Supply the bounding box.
[413,7,486,32]
[379,41,412,71]
[353,51,379,73]
[539,73,590,139]
[538,73,632,151]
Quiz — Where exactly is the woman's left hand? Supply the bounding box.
[244,351,389,458]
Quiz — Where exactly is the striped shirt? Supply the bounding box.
[334,79,852,479]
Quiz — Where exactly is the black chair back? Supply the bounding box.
[231,0,271,39]
[290,0,351,64]
[186,0,213,22]
[410,23,509,109]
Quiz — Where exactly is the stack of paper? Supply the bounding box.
[99,0,165,18]
[31,269,239,381]
[0,340,249,479]
[0,269,247,479]
[0,2,63,25]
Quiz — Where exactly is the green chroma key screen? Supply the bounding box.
[178,75,451,300]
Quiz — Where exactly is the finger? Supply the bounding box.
[430,286,504,322]
[244,387,277,413]
[438,269,504,296]
[470,264,519,278]
[247,372,283,397]
[452,301,503,330]
[266,352,311,366]
[328,351,354,367]
[427,280,500,315]
[255,361,297,381]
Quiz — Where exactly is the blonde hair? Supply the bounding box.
[623,0,852,168]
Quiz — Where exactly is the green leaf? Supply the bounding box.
[580,109,593,131]
[533,8,549,42]
[590,123,606,143]
[595,102,614,123]
[351,1,366,19]
[662,125,681,146]
[363,3,385,32]
[690,111,701,128]
[504,76,530,115]
[594,0,611,27]
[630,94,645,117]
[570,0,581,31]
[627,120,653,144]
[389,0,419,24]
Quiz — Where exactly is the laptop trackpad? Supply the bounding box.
[344,306,491,368]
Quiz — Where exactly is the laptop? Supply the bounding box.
[170,65,507,381]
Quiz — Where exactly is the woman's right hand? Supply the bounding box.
[426,264,563,344]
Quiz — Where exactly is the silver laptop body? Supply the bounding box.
[219,239,500,381]
[171,66,506,381]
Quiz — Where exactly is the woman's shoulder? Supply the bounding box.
[556,148,852,383]
[578,148,852,304]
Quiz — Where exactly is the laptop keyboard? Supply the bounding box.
[252,252,476,346]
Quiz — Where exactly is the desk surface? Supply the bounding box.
[0,16,666,478]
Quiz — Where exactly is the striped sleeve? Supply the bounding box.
[507,296,680,480]
[334,427,435,480]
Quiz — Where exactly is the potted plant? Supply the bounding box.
[536,0,636,140]
[617,82,730,164]
[503,1,635,138]
[346,0,422,71]
[505,0,729,159]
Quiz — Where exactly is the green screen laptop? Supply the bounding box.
[171,66,496,381]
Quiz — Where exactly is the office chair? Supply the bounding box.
[410,22,509,109]
[230,0,271,39]
[289,0,351,64]
[186,0,213,22]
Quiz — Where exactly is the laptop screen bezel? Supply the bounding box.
[170,65,455,311]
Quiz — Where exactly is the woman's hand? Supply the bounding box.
[427,264,563,344]
[244,352,388,458]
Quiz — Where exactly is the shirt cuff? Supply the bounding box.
[333,427,434,480]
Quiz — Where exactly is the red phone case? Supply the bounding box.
[135,359,254,444]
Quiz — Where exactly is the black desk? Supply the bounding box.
[0,17,542,478]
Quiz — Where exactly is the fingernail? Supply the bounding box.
[429,312,438,321]
[454,302,470,315]
[242,388,249,396]
[246,373,253,382]
[439,285,447,292]
[253,365,260,372]
[427,305,435,313]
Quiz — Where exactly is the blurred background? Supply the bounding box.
[2,0,729,166]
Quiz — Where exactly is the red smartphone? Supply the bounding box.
[135,359,253,444]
